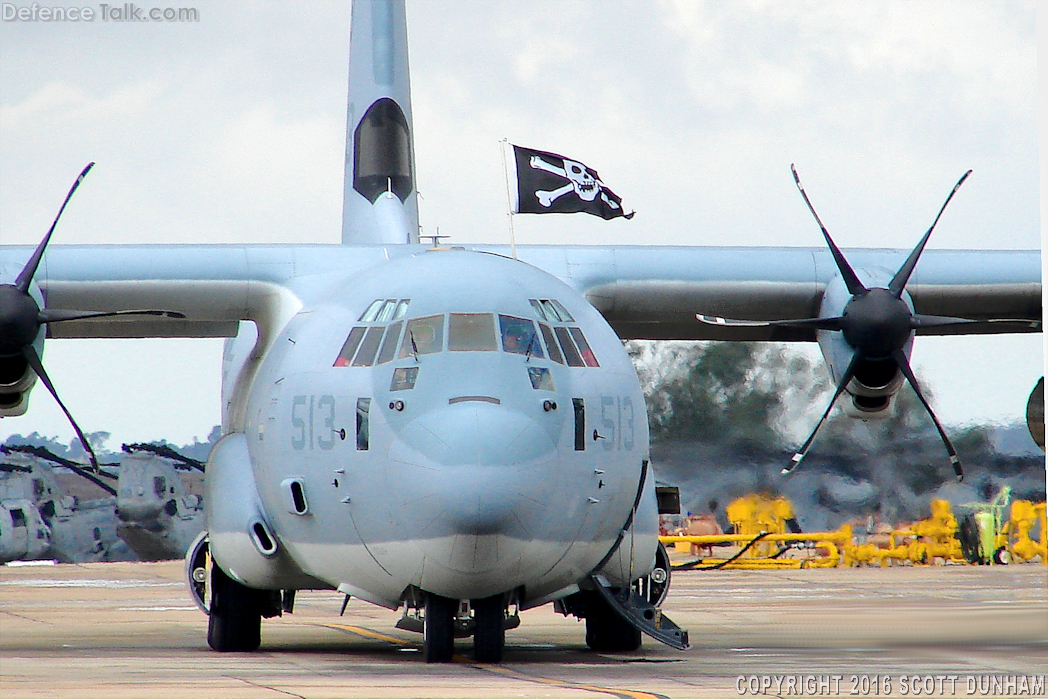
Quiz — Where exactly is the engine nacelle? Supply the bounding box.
[816,273,911,420]
[0,353,35,416]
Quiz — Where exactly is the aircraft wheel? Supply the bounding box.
[423,593,456,663]
[583,592,642,652]
[207,565,262,652]
[472,594,505,663]
[993,547,1011,565]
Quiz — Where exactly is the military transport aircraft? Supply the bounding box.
[0,0,1040,664]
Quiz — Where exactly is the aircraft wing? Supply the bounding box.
[0,243,1039,342]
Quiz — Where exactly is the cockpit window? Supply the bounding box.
[334,327,367,367]
[528,366,554,391]
[352,327,385,366]
[399,315,444,358]
[449,313,498,351]
[376,321,403,364]
[375,299,399,322]
[359,300,384,322]
[554,326,585,367]
[390,366,419,391]
[359,298,409,322]
[569,327,599,367]
[530,298,574,323]
[499,315,543,357]
[538,323,564,365]
[550,300,574,322]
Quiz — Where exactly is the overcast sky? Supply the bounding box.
[0,1,1042,448]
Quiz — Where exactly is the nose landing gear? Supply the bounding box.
[417,591,515,663]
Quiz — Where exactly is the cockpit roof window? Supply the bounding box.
[375,299,399,322]
[499,315,543,358]
[529,298,574,323]
[549,300,574,322]
[449,313,498,352]
[399,315,444,358]
[359,299,384,322]
[359,298,409,322]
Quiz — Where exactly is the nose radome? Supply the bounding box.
[389,402,557,535]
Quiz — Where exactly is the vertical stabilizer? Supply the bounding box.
[341,0,419,245]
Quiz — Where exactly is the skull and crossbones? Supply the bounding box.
[529,155,621,210]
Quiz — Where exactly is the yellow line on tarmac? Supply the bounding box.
[322,623,669,699]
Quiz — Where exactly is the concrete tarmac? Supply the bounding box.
[1,560,1045,698]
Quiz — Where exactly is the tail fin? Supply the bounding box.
[341,0,419,245]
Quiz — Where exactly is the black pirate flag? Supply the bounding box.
[512,145,634,220]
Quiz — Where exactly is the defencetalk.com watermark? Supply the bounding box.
[2,3,198,22]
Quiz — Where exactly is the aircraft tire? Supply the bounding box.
[423,593,456,663]
[207,565,262,652]
[583,592,642,652]
[472,594,505,663]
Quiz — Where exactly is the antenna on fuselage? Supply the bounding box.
[419,233,450,249]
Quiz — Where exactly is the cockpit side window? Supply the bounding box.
[399,315,444,358]
[351,327,385,367]
[376,321,403,364]
[554,326,585,367]
[538,323,564,365]
[568,327,599,367]
[499,315,544,357]
[334,327,367,367]
[449,313,498,351]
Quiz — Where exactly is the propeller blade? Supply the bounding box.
[910,314,1041,331]
[891,349,963,481]
[697,313,845,331]
[888,170,971,297]
[38,308,186,324]
[15,163,95,294]
[791,164,866,296]
[782,352,861,476]
[21,344,100,471]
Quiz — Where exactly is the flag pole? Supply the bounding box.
[500,138,517,260]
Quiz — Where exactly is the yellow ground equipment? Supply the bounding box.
[660,494,847,569]
[660,493,1047,569]
[1008,500,1047,565]
[841,500,966,566]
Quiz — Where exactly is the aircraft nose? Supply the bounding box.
[389,401,557,536]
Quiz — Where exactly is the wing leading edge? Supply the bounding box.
[0,243,1039,342]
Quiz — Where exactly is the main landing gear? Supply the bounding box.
[207,565,282,652]
[423,593,456,662]
[421,592,509,663]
